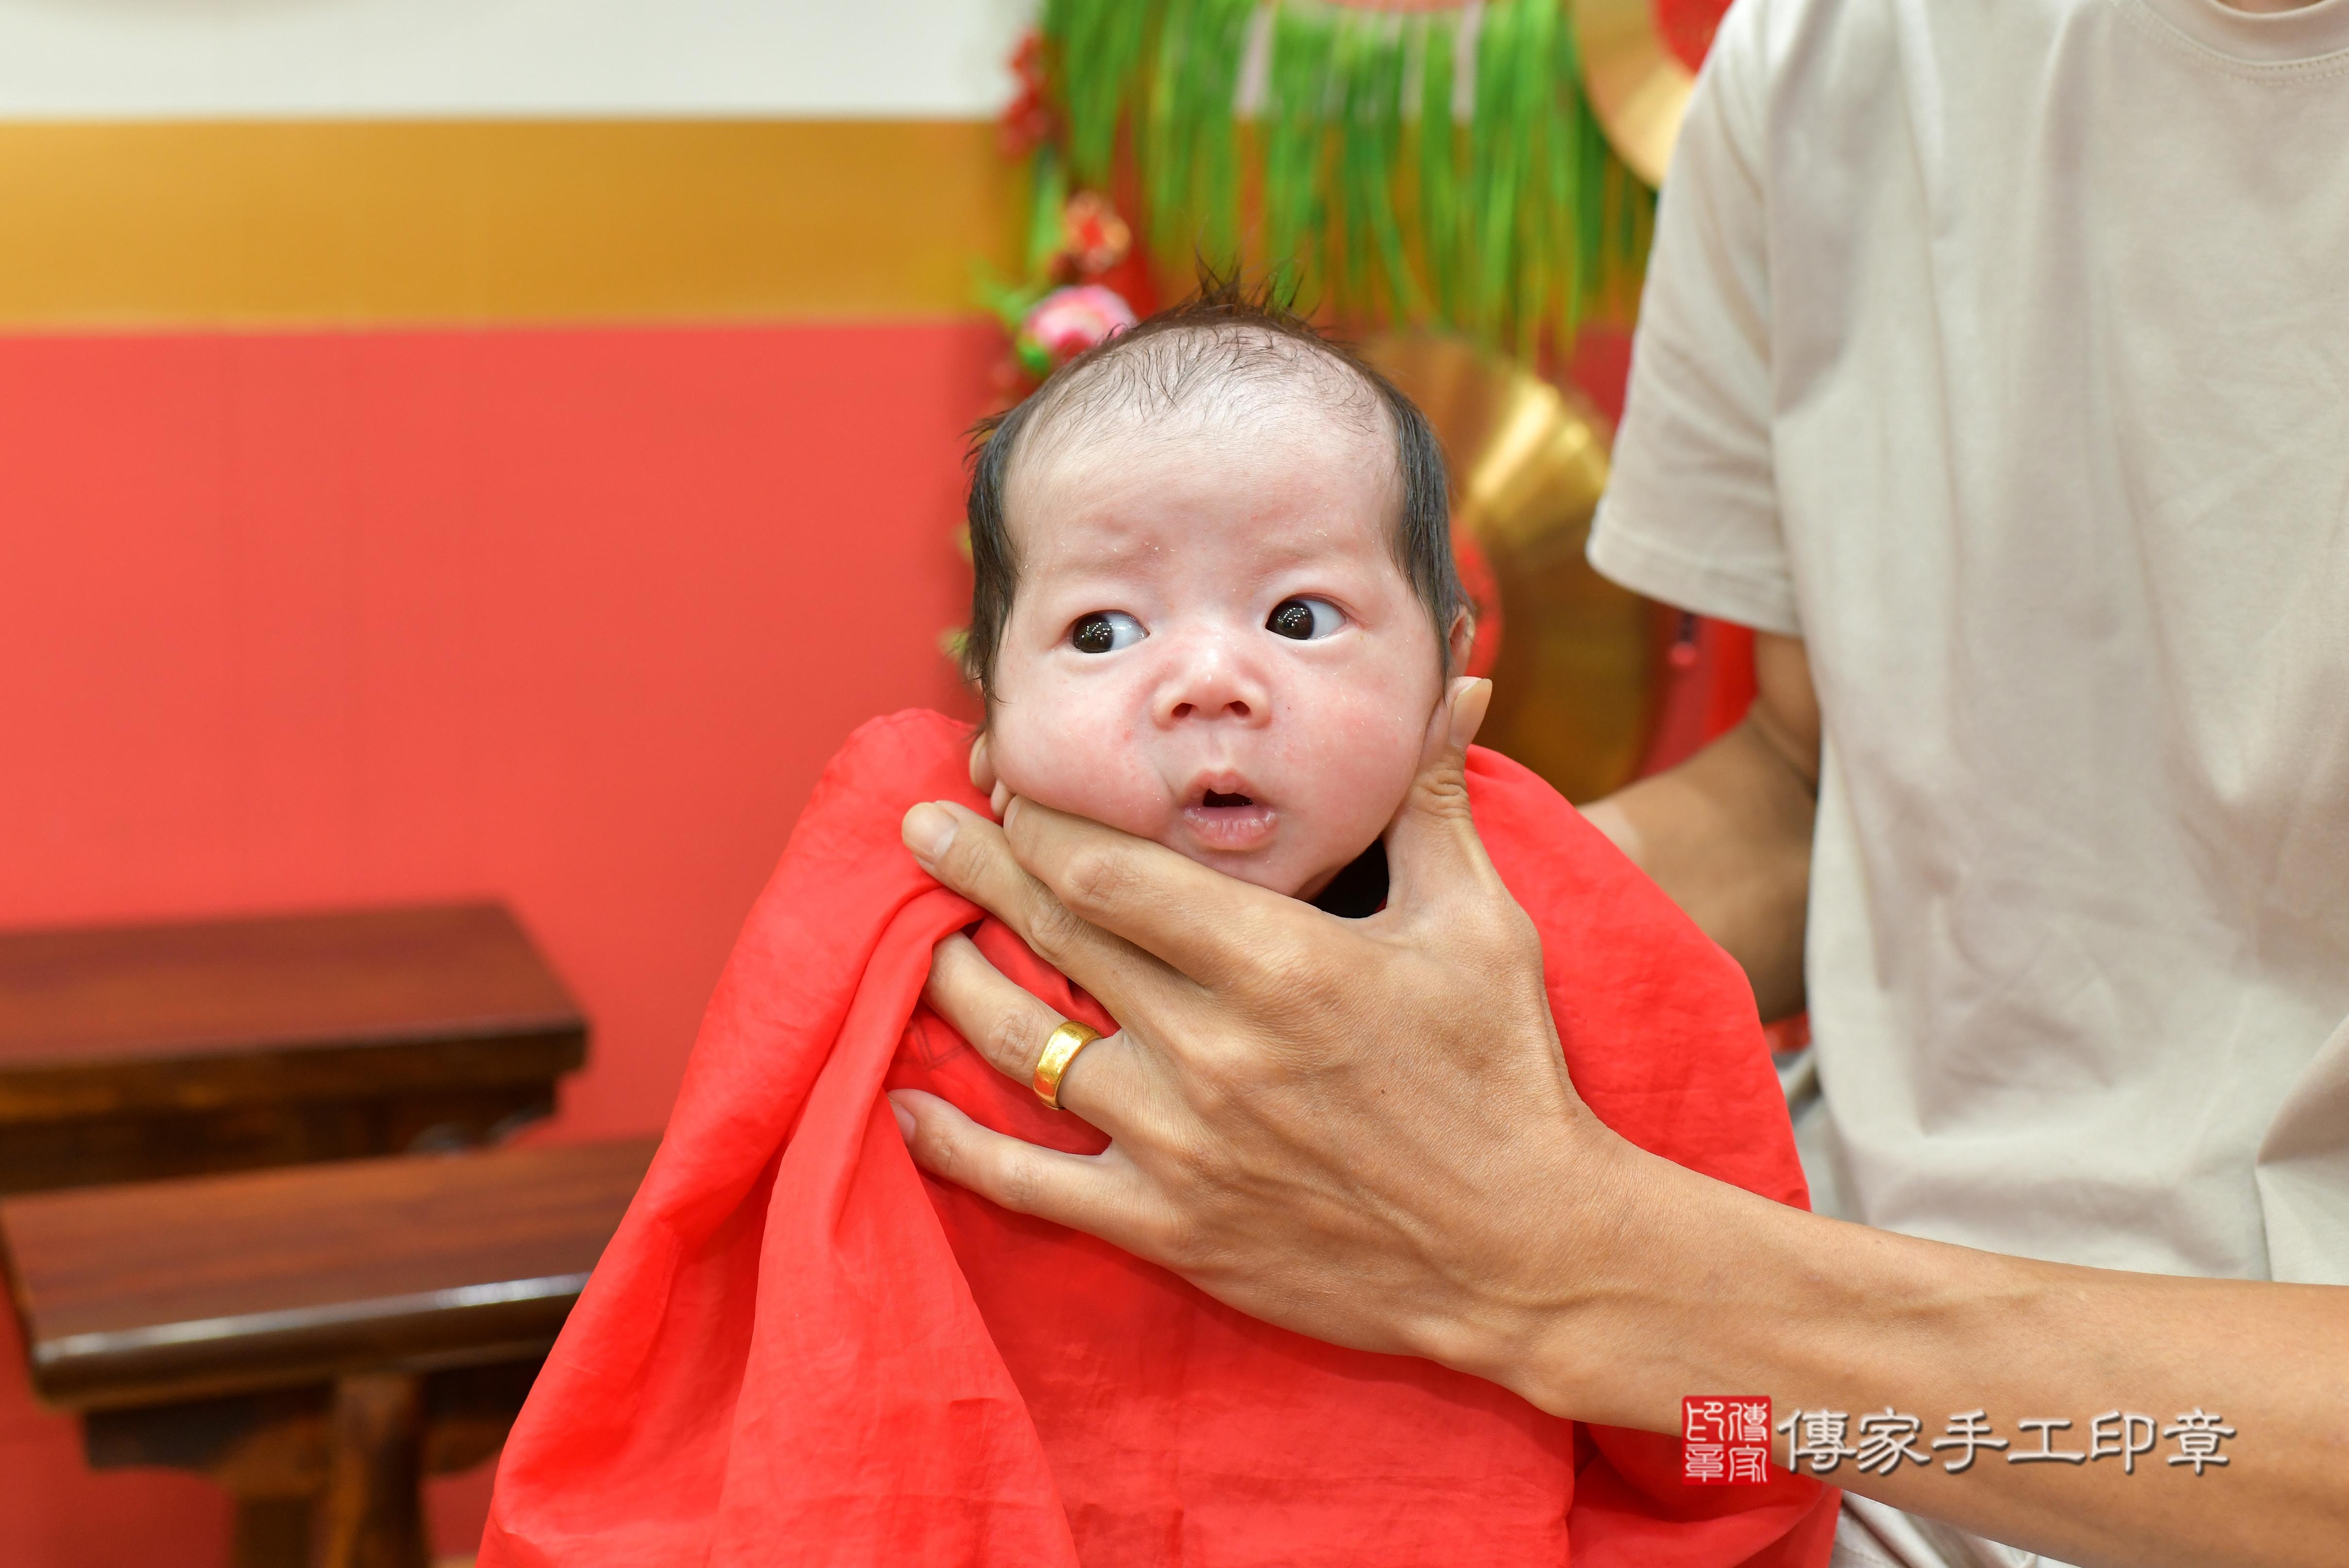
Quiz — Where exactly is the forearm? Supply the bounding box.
[1509,1148,2349,1568]
[1583,713,1815,1018]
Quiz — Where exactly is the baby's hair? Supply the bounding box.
[962,272,1461,702]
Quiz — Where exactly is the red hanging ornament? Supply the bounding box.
[999,31,1056,158]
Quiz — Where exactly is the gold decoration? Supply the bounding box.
[1573,0,1695,188]
[1362,332,1657,803]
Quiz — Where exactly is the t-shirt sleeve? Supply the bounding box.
[1587,0,1800,637]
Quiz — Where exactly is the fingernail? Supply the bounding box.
[990,780,1009,817]
[888,1094,917,1142]
[1448,677,1493,750]
[902,802,957,867]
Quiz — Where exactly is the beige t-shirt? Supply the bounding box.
[1591,0,2349,1289]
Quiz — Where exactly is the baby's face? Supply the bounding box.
[987,402,1454,899]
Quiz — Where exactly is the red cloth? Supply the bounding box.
[482,710,1836,1568]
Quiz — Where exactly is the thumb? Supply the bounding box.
[1383,677,1500,908]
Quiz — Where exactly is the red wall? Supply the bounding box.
[0,320,992,1563]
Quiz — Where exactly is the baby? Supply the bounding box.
[963,283,1469,907]
[484,285,1834,1568]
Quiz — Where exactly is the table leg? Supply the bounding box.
[229,1495,316,1568]
[320,1373,429,1568]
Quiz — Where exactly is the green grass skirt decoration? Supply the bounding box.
[1039,0,1650,359]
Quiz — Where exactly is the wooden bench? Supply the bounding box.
[0,903,587,1196]
[1,1137,658,1568]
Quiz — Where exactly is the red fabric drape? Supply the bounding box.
[481,709,1835,1567]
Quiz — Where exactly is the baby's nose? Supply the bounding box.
[1153,639,1270,727]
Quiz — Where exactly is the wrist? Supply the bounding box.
[1532,1145,1738,1429]
[1455,1142,1840,1433]
[1419,1130,1692,1428]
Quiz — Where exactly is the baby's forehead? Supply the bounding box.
[996,325,1408,586]
[1021,392,1385,486]
[1006,402,1398,559]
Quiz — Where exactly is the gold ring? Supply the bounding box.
[1032,1020,1101,1110]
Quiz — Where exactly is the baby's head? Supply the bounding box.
[966,282,1468,900]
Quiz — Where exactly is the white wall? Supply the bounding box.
[0,0,1034,118]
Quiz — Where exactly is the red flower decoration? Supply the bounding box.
[1058,191,1132,279]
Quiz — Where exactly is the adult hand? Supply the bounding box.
[893,678,1652,1415]
[895,679,2349,1568]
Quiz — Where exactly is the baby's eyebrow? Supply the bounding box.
[1024,538,1158,579]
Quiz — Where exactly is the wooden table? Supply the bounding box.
[1,1137,658,1568]
[0,903,587,1195]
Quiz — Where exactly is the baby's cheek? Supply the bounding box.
[1280,676,1435,832]
[987,691,1173,840]
[1301,671,1431,769]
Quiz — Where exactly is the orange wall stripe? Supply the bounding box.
[0,120,1024,328]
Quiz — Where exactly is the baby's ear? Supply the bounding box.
[1446,608,1476,676]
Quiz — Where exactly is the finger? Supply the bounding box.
[903,800,1190,1024]
[922,933,1135,1126]
[923,933,1063,1079]
[889,1089,1156,1248]
[998,796,1309,993]
[968,731,998,796]
[1382,677,1512,915]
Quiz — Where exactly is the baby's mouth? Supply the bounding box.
[1181,779,1278,853]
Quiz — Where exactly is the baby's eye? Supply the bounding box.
[1070,611,1146,654]
[1266,597,1344,641]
